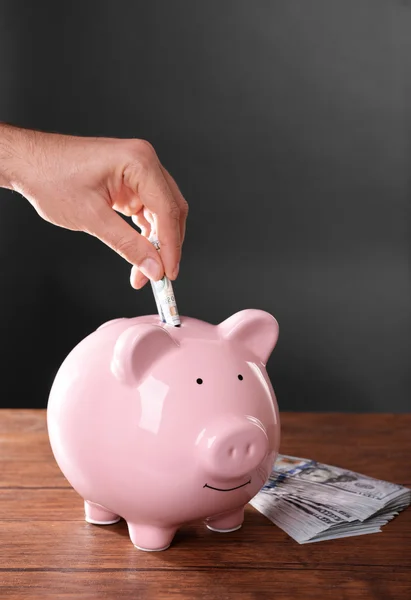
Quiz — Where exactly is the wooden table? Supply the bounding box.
[0,411,410,599]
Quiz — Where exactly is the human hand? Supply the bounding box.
[0,124,188,288]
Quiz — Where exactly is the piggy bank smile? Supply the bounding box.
[203,479,252,492]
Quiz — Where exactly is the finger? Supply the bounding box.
[130,265,149,290]
[131,209,153,288]
[112,188,141,217]
[160,166,189,245]
[144,208,155,233]
[123,152,181,279]
[132,210,151,238]
[88,205,164,281]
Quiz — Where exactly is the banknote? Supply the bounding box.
[250,453,411,544]
[149,237,181,327]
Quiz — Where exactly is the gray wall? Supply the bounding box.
[0,0,409,411]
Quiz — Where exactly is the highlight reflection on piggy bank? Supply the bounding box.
[47,309,280,551]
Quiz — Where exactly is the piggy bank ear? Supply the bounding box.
[218,309,279,366]
[111,324,178,385]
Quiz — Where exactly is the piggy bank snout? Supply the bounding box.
[200,418,269,480]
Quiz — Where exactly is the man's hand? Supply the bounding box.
[0,124,188,288]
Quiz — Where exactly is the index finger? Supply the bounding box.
[160,166,189,245]
[123,149,181,280]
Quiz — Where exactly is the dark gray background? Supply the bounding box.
[0,0,409,411]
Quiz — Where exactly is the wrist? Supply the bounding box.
[0,123,35,191]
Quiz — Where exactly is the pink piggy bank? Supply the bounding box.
[47,309,280,551]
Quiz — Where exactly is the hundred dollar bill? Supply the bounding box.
[149,237,181,327]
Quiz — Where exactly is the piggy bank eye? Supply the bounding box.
[238,374,243,381]
[196,378,203,385]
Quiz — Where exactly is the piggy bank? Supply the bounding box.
[47,309,280,551]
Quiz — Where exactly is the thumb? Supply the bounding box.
[89,206,164,281]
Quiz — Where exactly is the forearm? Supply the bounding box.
[0,123,33,190]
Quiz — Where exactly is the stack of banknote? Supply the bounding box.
[250,454,411,544]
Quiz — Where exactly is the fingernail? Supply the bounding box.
[140,257,163,281]
[135,276,149,289]
[172,263,180,279]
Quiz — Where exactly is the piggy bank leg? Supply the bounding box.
[127,522,177,552]
[205,506,245,533]
[84,500,121,525]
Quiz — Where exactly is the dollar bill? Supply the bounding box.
[149,237,181,327]
[250,453,411,544]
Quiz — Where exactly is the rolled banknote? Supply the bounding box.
[149,236,181,327]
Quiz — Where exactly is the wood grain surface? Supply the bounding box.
[1,410,410,599]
